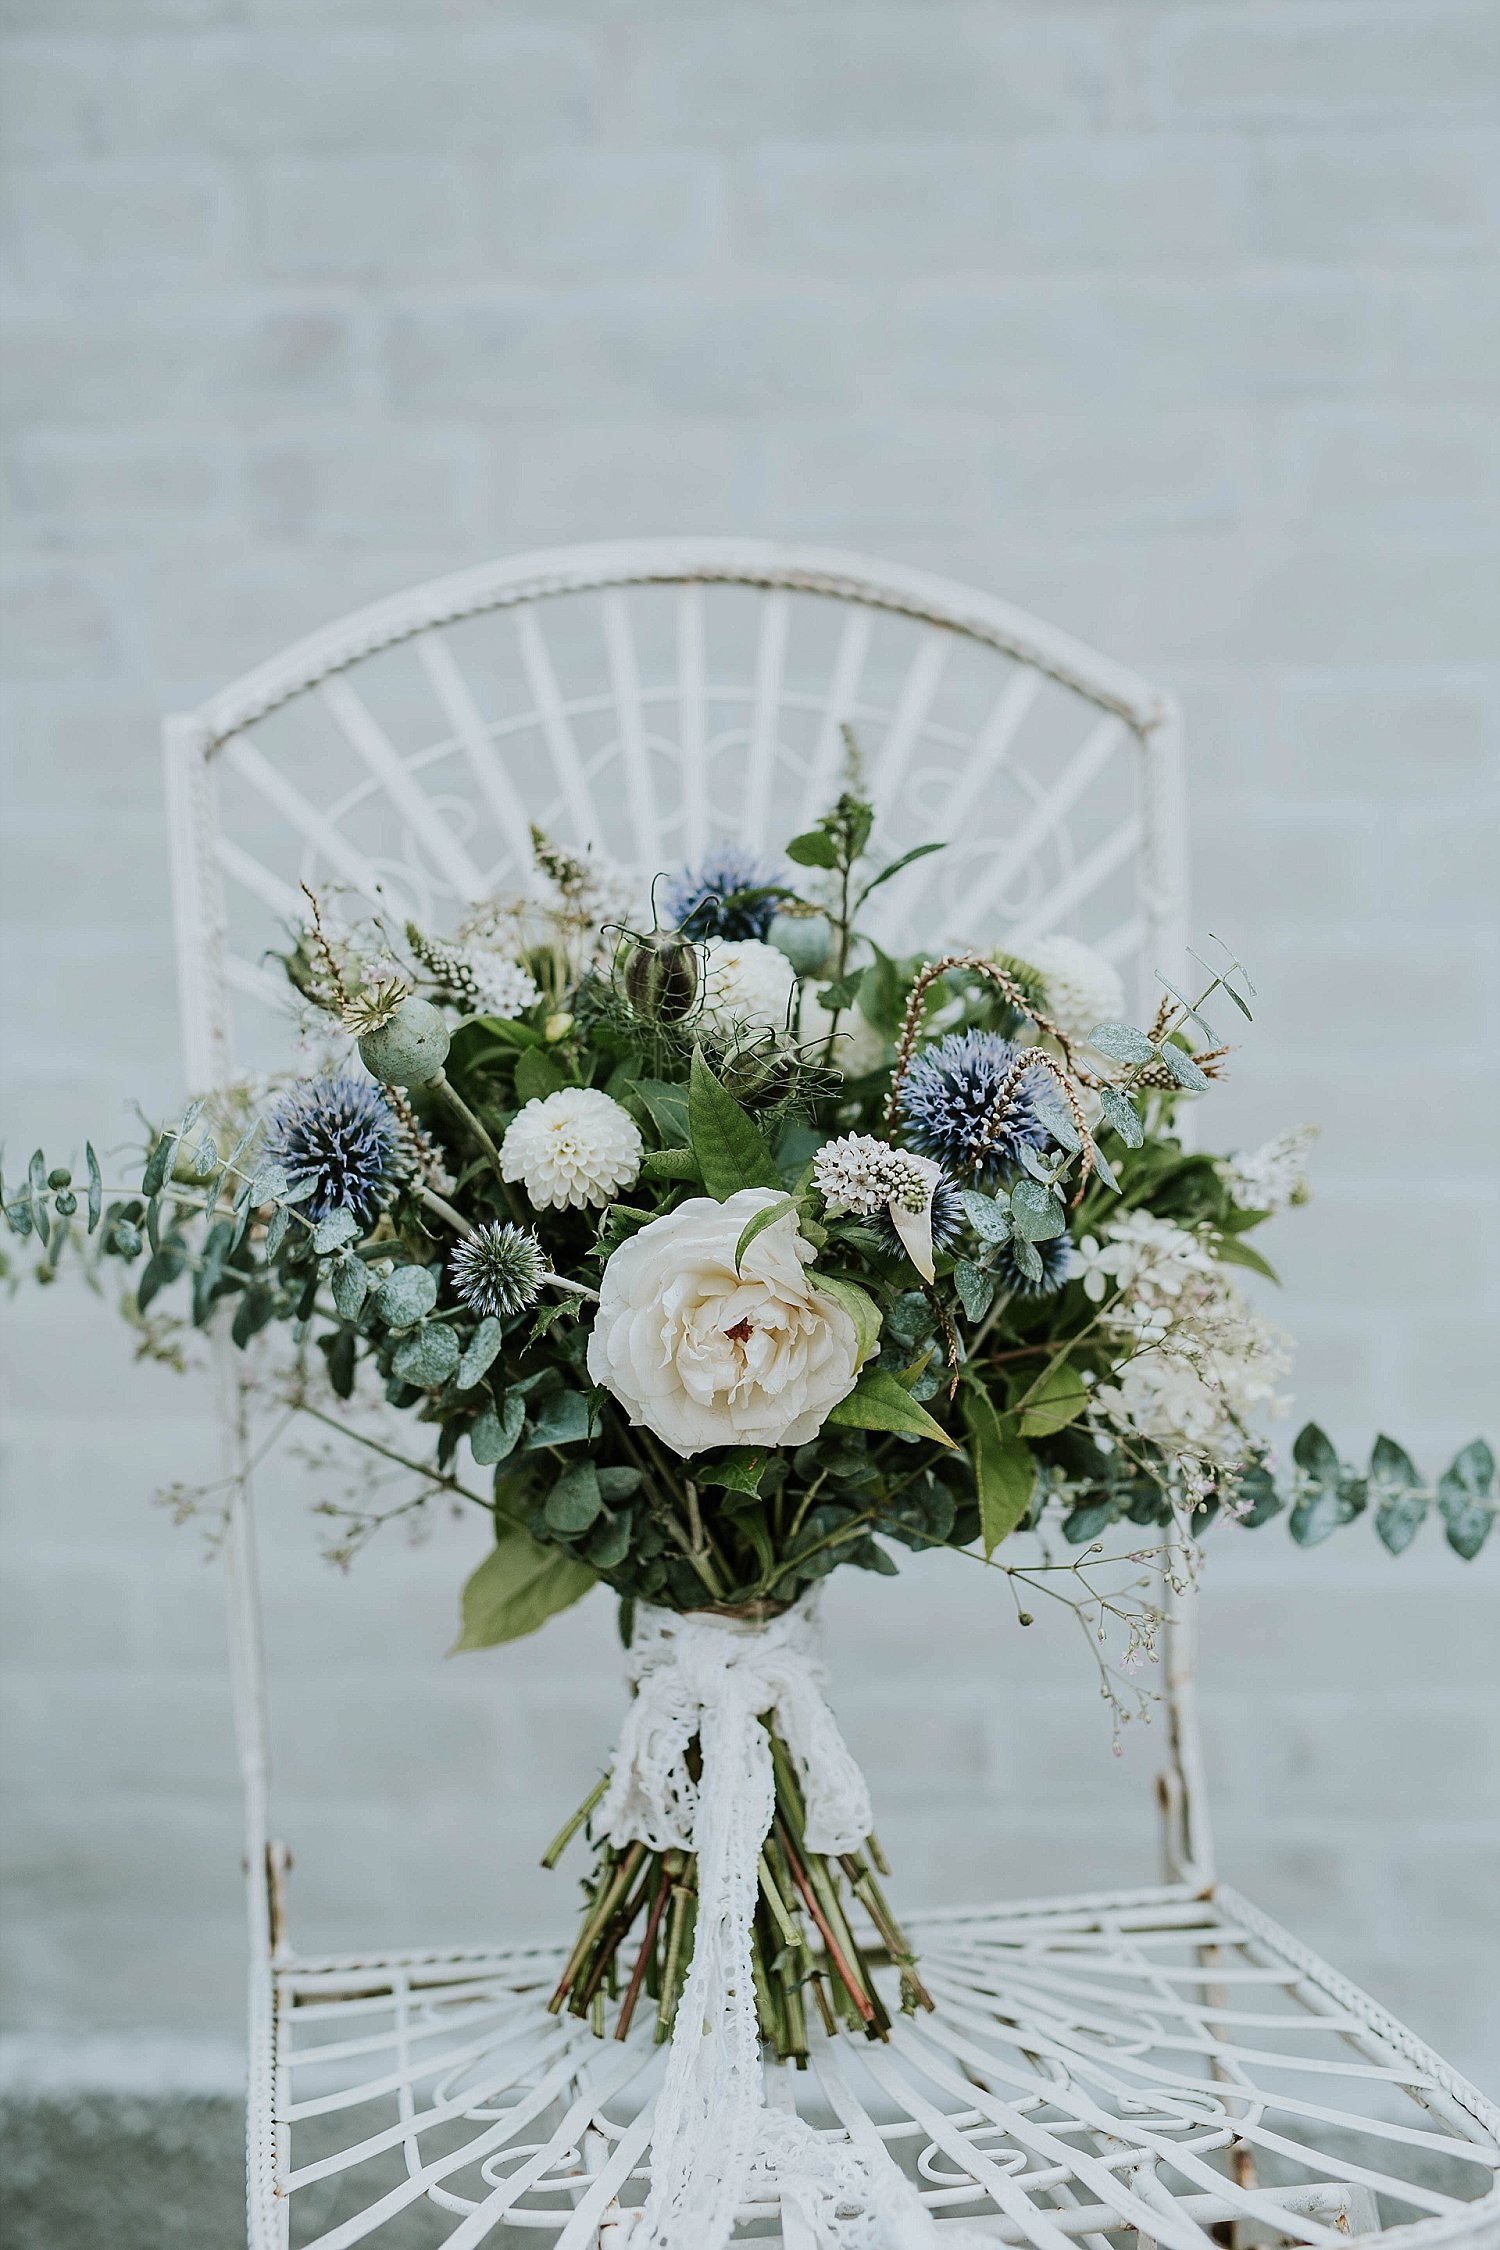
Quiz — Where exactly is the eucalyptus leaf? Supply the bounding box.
[451,1526,594,1652]
[249,1161,289,1206]
[1089,1141,1121,1196]
[264,1204,289,1258]
[469,1391,525,1466]
[1011,1236,1044,1285]
[1437,1439,1496,1560]
[527,1388,592,1449]
[1009,1178,1066,1243]
[85,1143,102,1234]
[1096,1086,1144,1148]
[1088,1022,1156,1065]
[374,1264,439,1330]
[1156,1043,1210,1093]
[313,1207,360,1255]
[455,1315,504,1391]
[586,1511,633,1569]
[1034,1094,1081,1155]
[392,1321,461,1387]
[330,1255,369,1321]
[958,1189,1010,1244]
[545,1462,603,1535]
[954,1259,995,1324]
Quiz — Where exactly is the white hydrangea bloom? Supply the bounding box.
[500,1086,643,1211]
[465,952,541,1019]
[797,982,889,1077]
[1218,1124,1318,1215]
[699,938,797,1035]
[1083,1210,1292,1468]
[1020,934,1126,1047]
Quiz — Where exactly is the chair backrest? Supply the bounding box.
[161,538,1209,1934]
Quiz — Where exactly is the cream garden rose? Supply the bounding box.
[586,1188,864,1457]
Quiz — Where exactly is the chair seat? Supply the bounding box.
[253,1879,1499,2249]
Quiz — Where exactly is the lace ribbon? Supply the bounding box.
[597,1595,988,2250]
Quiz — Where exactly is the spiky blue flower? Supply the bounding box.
[264,1075,401,1225]
[449,1222,546,1319]
[662,846,781,942]
[991,1230,1077,1299]
[896,1030,1055,1187]
[877,1175,965,1261]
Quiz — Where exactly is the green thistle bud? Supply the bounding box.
[357,996,451,1087]
[621,930,699,1024]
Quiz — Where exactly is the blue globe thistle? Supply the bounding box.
[896,1031,1055,1187]
[264,1076,401,1225]
[449,1222,546,1319]
[662,846,780,942]
[991,1230,1077,1299]
[877,1175,965,1261]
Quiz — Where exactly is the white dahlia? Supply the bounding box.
[699,938,797,1036]
[500,1086,642,1212]
[797,982,889,1078]
[1019,934,1126,1047]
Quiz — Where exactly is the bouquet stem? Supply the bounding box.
[545,1719,930,2062]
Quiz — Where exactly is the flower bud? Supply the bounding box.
[768,910,833,979]
[357,996,451,1087]
[718,1037,796,1108]
[621,930,699,1024]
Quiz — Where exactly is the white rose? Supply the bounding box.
[586,1188,863,1458]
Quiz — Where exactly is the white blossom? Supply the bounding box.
[813,1133,901,1218]
[587,1189,864,1456]
[698,938,798,1036]
[500,1086,643,1212]
[797,982,889,1077]
[464,952,541,1019]
[1218,1124,1318,1215]
[1017,934,1126,1047]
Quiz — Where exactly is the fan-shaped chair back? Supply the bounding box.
[162,538,1208,1906]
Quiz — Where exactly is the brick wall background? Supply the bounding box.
[2,0,1496,2116]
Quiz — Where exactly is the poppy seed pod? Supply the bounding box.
[621,930,699,1024]
[357,996,451,1087]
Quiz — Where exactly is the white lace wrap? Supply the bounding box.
[599,1596,986,2250]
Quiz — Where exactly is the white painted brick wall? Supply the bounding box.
[2,0,1496,2102]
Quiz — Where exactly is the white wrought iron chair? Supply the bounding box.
[162,539,1500,2248]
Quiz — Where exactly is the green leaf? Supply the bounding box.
[586,1511,633,1569]
[451,1526,595,1652]
[1017,1361,1088,1438]
[857,946,904,1035]
[1289,1421,1363,1546]
[825,1367,956,1448]
[470,1392,525,1466]
[514,1046,567,1106]
[320,1326,356,1400]
[688,1048,781,1198]
[527,1388,592,1448]
[264,1205,289,1258]
[696,1448,770,1495]
[85,1143,102,1234]
[140,1133,174,1199]
[1088,1022,1156,1064]
[545,1461,602,1535]
[954,1258,995,1324]
[26,1151,50,1247]
[313,1206,360,1255]
[1009,1178,1066,1243]
[1156,1042,1210,1093]
[135,1232,187,1312]
[785,828,840,869]
[1011,1236,1044,1286]
[1236,1461,1284,1528]
[816,973,864,1012]
[249,1161,289,1206]
[630,1078,692,1144]
[961,1386,1035,1556]
[374,1265,438,1329]
[1438,1439,1496,1560]
[392,1321,461,1387]
[854,839,945,906]
[331,1255,369,1321]
[1096,1086,1144,1148]
[455,1315,504,1390]
[814,1272,882,1367]
[1214,1234,1281,1284]
[1033,1093,1081,1155]
[643,1146,704,1181]
[957,1189,1010,1244]
[735,1193,795,1270]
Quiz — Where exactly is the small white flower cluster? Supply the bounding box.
[813,1133,929,1216]
[1080,1211,1292,1468]
[1218,1124,1318,1216]
[464,951,541,1020]
[500,1086,643,1211]
[698,938,797,1036]
[1017,934,1126,1047]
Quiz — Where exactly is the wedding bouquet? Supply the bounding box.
[6,782,1492,2068]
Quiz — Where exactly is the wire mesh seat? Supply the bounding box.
[161,539,1500,2247]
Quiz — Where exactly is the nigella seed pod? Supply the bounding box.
[622,930,699,1024]
[718,1038,796,1107]
[357,996,451,1087]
